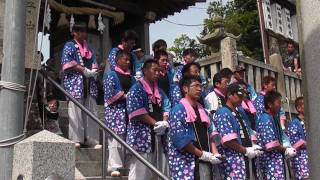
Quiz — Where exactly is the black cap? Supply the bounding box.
[227,83,244,96]
[72,21,87,32]
[234,65,245,72]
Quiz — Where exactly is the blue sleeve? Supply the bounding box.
[160,90,171,115]
[214,110,238,144]
[169,84,182,107]
[107,48,119,71]
[103,72,122,105]
[256,116,279,149]
[288,120,304,148]
[168,106,194,150]
[253,95,264,118]
[247,84,257,100]
[127,85,148,119]
[61,42,77,70]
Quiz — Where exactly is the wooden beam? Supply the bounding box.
[104,0,144,15]
[48,0,125,24]
[79,0,116,11]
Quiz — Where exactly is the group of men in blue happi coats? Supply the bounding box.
[60,22,309,180]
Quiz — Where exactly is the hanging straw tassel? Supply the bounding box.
[88,15,96,29]
[57,13,68,27]
[97,13,105,34]
[44,5,52,30]
[70,14,75,32]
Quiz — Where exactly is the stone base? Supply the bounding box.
[12,130,75,180]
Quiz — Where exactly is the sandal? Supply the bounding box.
[111,170,121,177]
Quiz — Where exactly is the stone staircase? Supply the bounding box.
[59,101,129,179]
[75,148,129,180]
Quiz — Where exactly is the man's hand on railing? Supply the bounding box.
[83,68,98,78]
[154,121,169,135]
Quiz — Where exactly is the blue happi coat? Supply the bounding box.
[61,41,98,99]
[103,70,135,135]
[288,117,309,179]
[126,81,171,153]
[106,46,138,73]
[214,106,255,179]
[168,102,218,180]
[254,92,291,147]
[256,112,286,180]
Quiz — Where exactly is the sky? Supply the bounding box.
[149,0,215,50]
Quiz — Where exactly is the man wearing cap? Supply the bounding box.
[232,65,257,100]
[232,65,257,130]
[214,83,263,179]
[61,21,101,148]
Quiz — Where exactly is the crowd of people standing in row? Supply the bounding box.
[56,22,309,180]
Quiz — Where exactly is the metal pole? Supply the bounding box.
[39,71,170,180]
[0,0,27,179]
[102,131,107,180]
[257,0,270,64]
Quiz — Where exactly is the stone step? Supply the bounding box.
[76,148,104,162]
[76,161,102,177]
[84,176,128,180]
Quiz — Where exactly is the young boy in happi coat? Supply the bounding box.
[168,75,222,180]
[204,72,230,115]
[170,62,202,106]
[288,97,309,179]
[106,30,138,72]
[154,50,175,99]
[256,91,297,180]
[214,83,263,179]
[103,50,135,177]
[61,22,100,148]
[126,60,171,180]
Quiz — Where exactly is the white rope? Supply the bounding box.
[0,133,25,147]
[0,81,26,92]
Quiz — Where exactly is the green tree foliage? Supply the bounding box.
[168,34,211,63]
[203,0,263,60]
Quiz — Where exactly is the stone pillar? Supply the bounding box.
[297,1,320,178]
[220,37,238,70]
[0,0,5,64]
[269,53,286,98]
[268,36,281,55]
[25,0,40,69]
[12,130,75,180]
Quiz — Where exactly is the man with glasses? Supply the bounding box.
[168,75,222,180]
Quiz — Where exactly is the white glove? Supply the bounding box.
[245,147,257,159]
[285,147,297,158]
[153,121,169,135]
[212,153,223,164]
[83,68,98,78]
[199,151,222,164]
[252,144,264,156]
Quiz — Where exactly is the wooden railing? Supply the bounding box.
[284,71,302,100]
[198,53,302,103]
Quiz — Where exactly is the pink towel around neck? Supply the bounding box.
[180,98,211,128]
